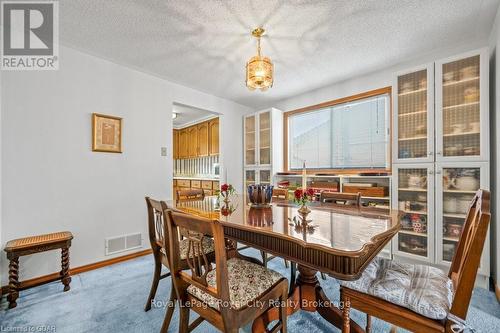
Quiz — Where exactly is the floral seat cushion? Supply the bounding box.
[160,237,214,260]
[187,258,284,310]
[339,257,454,320]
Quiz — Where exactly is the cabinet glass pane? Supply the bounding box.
[259,112,271,165]
[245,116,256,165]
[260,170,271,184]
[245,170,256,187]
[397,70,428,159]
[397,168,428,257]
[442,55,480,157]
[441,167,480,262]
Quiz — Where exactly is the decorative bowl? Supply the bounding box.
[247,184,274,207]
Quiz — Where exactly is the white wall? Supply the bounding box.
[273,41,488,112]
[0,45,252,284]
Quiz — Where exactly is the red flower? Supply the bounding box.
[221,207,230,216]
[221,184,229,192]
[307,188,315,197]
[294,189,303,199]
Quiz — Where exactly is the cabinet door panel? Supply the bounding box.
[209,118,219,156]
[259,111,271,165]
[188,126,198,157]
[394,65,434,163]
[435,162,489,275]
[179,129,189,159]
[436,50,488,161]
[197,122,209,157]
[244,116,257,166]
[392,164,435,263]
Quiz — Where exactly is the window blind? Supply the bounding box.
[289,94,390,170]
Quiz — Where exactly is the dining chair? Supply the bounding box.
[166,209,289,333]
[177,189,205,201]
[319,191,361,207]
[339,189,491,333]
[144,197,215,333]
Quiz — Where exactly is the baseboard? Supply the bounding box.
[1,248,152,294]
[496,281,500,303]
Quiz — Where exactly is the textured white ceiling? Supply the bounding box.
[172,103,216,128]
[60,0,499,108]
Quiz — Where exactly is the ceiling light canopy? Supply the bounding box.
[172,112,178,119]
[246,27,273,92]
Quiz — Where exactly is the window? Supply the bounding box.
[287,88,391,171]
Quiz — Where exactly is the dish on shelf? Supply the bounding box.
[444,223,463,237]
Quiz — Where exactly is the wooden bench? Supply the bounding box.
[4,231,73,309]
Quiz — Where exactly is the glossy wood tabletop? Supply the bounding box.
[167,195,401,257]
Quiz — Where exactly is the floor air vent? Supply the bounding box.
[105,233,143,256]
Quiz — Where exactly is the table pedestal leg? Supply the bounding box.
[252,265,363,333]
[61,247,71,291]
[7,257,19,309]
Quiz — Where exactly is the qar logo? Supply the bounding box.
[1,1,59,70]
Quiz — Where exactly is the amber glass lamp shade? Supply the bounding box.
[246,55,273,91]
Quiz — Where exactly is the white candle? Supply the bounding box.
[302,161,307,191]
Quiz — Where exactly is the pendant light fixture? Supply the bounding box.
[246,27,274,91]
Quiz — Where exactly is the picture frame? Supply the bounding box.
[92,113,122,153]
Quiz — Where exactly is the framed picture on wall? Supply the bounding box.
[92,113,122,153]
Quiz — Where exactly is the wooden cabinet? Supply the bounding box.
[179,129,189,159]
[197,122,209,156]
[191,180,201,188]
[174,179,219,196]
[175,118,219,159]
[173,130,180,159]
[209,118,219,156]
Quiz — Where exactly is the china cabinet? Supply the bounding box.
[391,48,490,286]
[394,48,488,163]
[243,108,283,188]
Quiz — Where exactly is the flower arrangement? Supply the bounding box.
[220,203,236,217]
[216,183,236,204]
[293,188,315,205]
[294,188,315,216]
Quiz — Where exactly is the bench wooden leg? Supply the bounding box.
[61,247,71,291]
[8,257,19,309]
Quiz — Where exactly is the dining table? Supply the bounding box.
[167,195,401,333]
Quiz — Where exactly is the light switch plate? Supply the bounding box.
[161,147,167,156]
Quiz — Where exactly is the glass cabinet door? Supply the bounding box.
[259,169,271,185]
[395,66,433,163]
[259,111,271,165]
[436,52,486,161]
[244,115,256,166]
[436,163,487,265]
[393,165,434,262]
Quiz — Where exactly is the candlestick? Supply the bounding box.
[302,161,307,191]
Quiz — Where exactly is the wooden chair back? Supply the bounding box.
[176,189,205,201]
[320,191,361,207]
[145,197,169,257]
[447,189,490,322]
[166,210,230,305]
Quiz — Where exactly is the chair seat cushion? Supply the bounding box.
[159,237,214,260]
[339,257,453,320]
[187,258,284,310]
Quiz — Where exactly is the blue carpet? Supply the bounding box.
[1,249,499,332]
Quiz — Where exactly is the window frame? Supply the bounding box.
[283,86,393,174]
